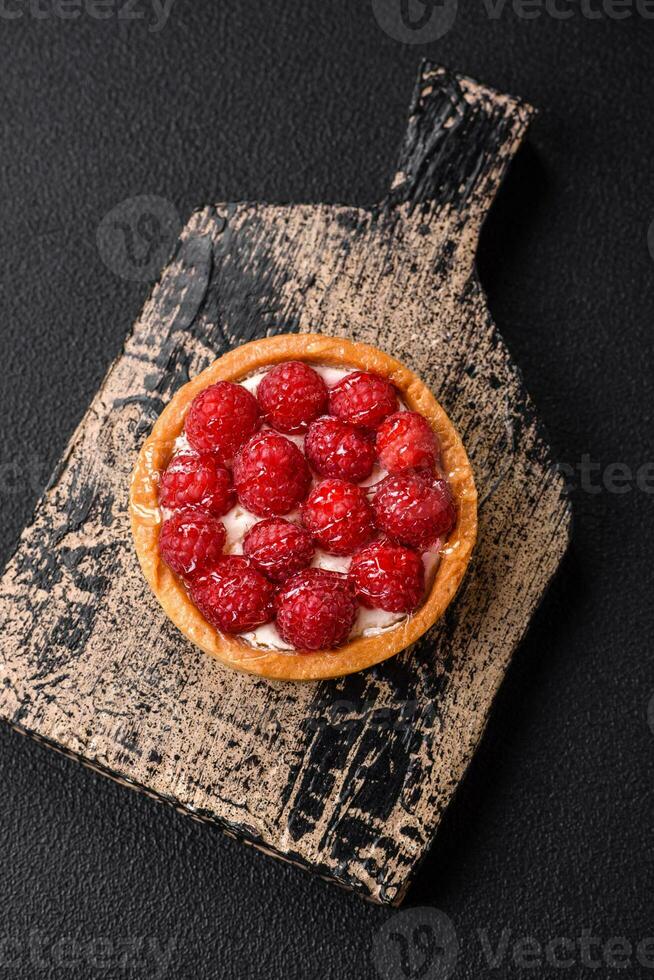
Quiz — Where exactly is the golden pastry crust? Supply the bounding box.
[129,334,477,681]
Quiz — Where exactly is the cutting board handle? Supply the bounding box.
[387,62,535,232]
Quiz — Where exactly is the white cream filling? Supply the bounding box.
[168,363,442,652]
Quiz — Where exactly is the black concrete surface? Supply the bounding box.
[0,2,652,978]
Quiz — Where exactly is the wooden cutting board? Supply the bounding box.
[0,62,570,905]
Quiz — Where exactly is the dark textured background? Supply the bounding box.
[0,2,652,978]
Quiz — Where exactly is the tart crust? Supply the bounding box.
[129,334,477,681]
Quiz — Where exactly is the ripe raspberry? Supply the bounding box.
[302,478,376,555]
[376,412,440,473]
[243,518,314,582]
[305,416,375,482]
[159,453,235,517]
[257,361,328,434]
[158,510,226,578]
[328,371,398,429]
[275,568,357,650]
[372,473,456,550]
[233,431,311,517]
[185,382,260,462]
[350,541,425,613]
[190,556,274,634]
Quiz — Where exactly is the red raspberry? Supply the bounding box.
[373,473,456,550]
[233,431,311,517]
[159,453,235,517]
[328,371,398,429]
[189,556,274,634]
[243,518,314,583]
[376,412,440,473]
[257,361,328,434]
[305,416,375,482]
[185,382,260,462]
[302,478,376,555]
[275,569,357,650]
[350,541,425,613]
[158,510,226,578]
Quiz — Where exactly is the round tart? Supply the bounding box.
[129,334,477,681]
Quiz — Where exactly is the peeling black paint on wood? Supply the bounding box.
[0,63,570,905]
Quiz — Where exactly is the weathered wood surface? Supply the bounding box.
[0,63,570,904]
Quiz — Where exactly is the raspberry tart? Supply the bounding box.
[130,334,477,681]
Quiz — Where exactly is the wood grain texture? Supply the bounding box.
[0,62,570,904]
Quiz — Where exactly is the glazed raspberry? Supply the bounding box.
[243,518,314,583]
[302,478,376,555]
[373,473,456,550]
[233,431,311,517]
[257,361,328,434]
[350,541,425,613]
[185,382,260,462]
[275,569,357,650]
[158,510,226,578]
[159,453,235,517]
[376,412,440,473]
[190,556,274,634]
[328,371,398,429]
[305,416,375,482]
